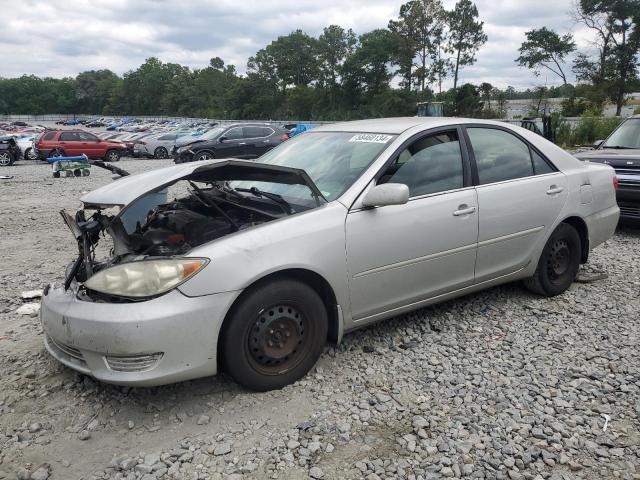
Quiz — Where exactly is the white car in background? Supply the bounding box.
[134,132,183,159]
[15,136,38,160]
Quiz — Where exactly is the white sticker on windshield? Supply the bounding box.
[349,134,393,144]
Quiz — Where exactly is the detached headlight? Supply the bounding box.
[176,145,192,153]
[84,258,208,298]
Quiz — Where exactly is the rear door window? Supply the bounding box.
[59,132,80,141]
[467,128,534,184]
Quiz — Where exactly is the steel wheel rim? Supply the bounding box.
[108,152,118,161]
[26,149,37,160]
[0,152,10,166]
[247,304,309,374]
[51,150,62,157]
[547,239,570,281]
[156,148,167,158]
[198,153,211,160]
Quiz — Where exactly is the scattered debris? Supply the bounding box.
[576,271,609,283]
[21,290,43,300]
[15,303,40,316]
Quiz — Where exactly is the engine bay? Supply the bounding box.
[63,180,303,288]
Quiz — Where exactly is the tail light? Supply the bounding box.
[613,176,618,191]
[280,134,290,141]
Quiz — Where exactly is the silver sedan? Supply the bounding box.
[40,118,619,391]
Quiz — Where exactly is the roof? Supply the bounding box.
[314,117,513,134]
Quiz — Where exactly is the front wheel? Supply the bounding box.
[154,147,168,159]
[105,149,121,162]
[194,151,215,161]
[222,279,328,391]
[524,223,581,297]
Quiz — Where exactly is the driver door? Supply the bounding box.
[345,128,479,321]
[217,126,247,158]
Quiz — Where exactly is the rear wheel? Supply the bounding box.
[50,149,65,158]
[25,148,38,161]
[105,149,120,162]
[222,279,328,391]
[0,151,13,166]
[154,147,168,159]
[524,223,581,297]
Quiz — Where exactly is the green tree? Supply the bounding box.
[572,0,639,115]
[388,0,447,92]
[247,30,319,91]
[446,0,487,90]
[516,27,576,84]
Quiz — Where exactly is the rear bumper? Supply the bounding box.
[40,285,239,386]
[584,205,620,250]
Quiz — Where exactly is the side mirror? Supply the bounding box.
[218,136,228,143]
[593,139,604,149]
[362,183,409,208]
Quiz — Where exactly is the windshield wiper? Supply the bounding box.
[234,187,293,214]
[602,145,635,149]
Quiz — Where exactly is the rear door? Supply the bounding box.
[464,125,568,282]
[245,126,276,157]
[77,131,101,157]
[58,131,81,156]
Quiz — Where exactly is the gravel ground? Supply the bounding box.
[0,158,639,480]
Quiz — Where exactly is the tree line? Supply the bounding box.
[0,0,637,120]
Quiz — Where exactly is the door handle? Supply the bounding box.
[453,205,476,216]
[546,185,564,195]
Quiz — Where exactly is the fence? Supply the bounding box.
[0,114,335,126]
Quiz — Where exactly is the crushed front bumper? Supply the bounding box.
[40,285,239,386]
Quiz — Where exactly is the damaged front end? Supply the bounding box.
[60,160,325,301]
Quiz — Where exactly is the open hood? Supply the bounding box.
[81,159,325,207]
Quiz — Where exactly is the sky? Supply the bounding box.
[1,0,595,90]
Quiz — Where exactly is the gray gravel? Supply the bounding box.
[0,158,639,480]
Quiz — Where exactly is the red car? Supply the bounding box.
[37,130,127,162]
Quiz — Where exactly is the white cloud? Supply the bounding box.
[0,0,594,89]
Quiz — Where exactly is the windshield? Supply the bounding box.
[603,118,640,149]
[200,127,225,140]
[235,131,396,205]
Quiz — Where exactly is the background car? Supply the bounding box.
[134,131,185,158]
[15,135,39,160]
[37,129,127,162]
[173,123,289,163]
[0,136,21,166]
[575,115,640,221]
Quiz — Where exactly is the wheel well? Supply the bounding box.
[562,216,589,263]
[217,269,340,370]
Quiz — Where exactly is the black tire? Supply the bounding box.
[222,279,328,391]
[24,148,38,161]
[194,151,215,161]
[0,151,14,166]
[52,171,60,178]
[524,223,581,297]
[50,148,65,158]
[154,147,168,159]
[105,149,120,162]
